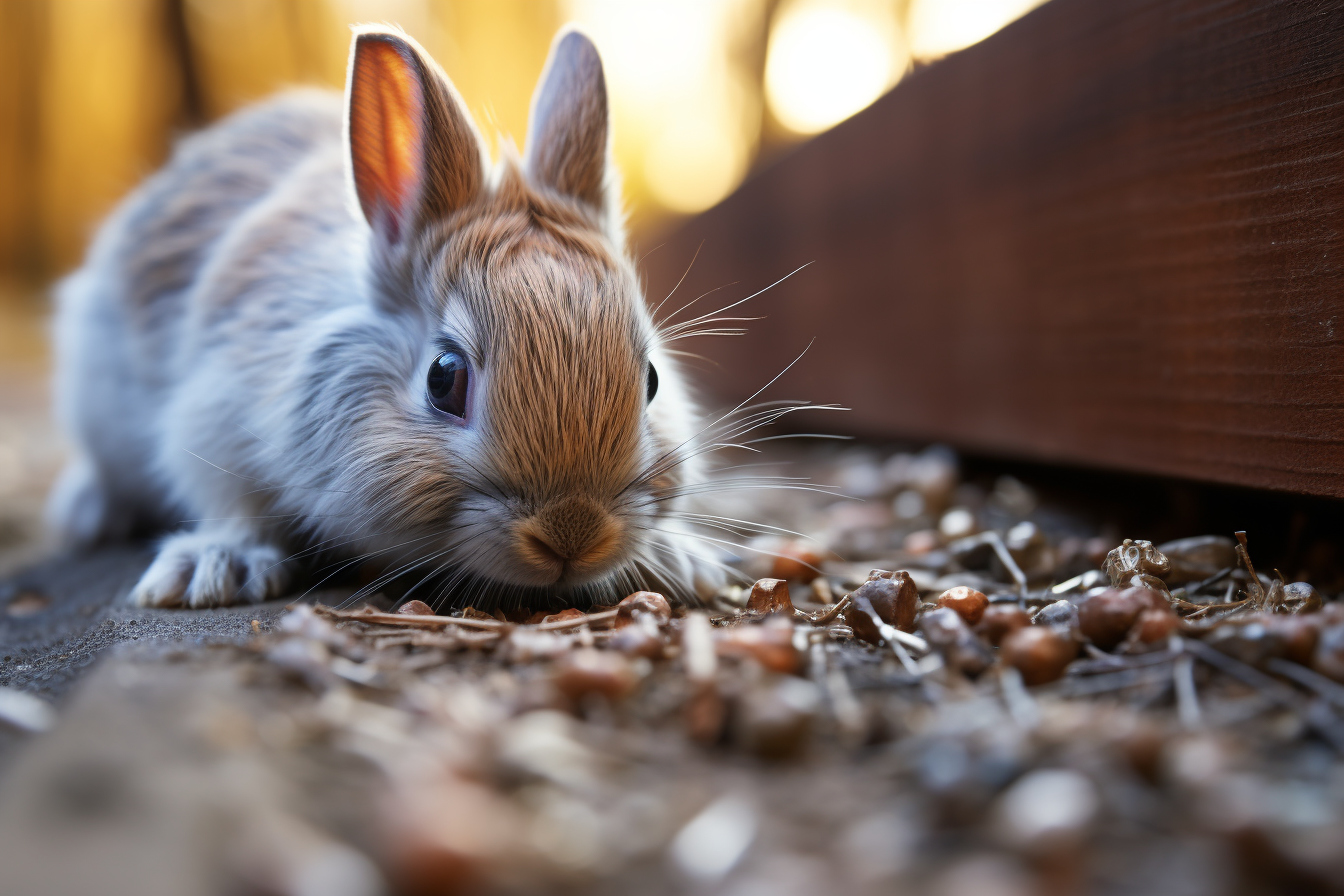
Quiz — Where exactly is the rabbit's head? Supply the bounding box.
[332,26,703,601]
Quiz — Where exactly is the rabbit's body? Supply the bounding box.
[49,29,718,609]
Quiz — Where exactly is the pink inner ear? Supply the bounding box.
[349,37,426,242]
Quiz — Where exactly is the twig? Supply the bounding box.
[1174,653,1202,729]
[798,594,851,626]
[1266,658,1344,710]
[1186,640,1344,751]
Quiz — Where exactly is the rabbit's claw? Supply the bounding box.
[130,531,289,608]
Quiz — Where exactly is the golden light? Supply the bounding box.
[906,0,1049,60]
[764,0,904,136]
[563,0,763,215]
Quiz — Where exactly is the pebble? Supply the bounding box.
[1077,587,1166,650]
[936,586,988,626]
[1000,627,1077,686]
[618,591,672,623]
[552,649,637,701]
[397,600,437,616]
[854,570,918,631]
[979,604,1030,646]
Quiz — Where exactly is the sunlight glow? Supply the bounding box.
[906,0,1048,60]
[765,0,904,135]
[564,0,762,214]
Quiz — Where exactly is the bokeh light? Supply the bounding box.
[765,0,905,136]
[563,0,762,215]
[906,0,1049,60]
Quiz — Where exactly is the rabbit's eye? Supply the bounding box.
[427,350,469,419]
[646,362,658,403]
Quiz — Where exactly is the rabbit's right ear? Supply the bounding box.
[346,28,486,244]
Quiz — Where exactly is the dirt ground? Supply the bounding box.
[3,299,1344,895]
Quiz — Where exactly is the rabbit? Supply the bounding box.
[46,25,725,610]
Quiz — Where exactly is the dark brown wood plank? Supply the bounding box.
[641,0,1344,498]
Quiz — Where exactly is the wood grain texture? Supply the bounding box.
[642,0,1344,497]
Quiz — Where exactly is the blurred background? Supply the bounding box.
[0,0,1049,288]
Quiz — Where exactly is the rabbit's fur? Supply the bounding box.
[48,27,720,609]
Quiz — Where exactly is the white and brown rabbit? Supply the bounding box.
[47,26,722,609]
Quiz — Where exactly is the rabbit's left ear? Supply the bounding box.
[525,29,612,216]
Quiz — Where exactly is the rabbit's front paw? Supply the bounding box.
[130,531,290,608]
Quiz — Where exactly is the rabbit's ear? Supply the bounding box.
[346,28,486,243]
[525,29,611,213]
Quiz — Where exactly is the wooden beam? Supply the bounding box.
[641,0,1344,498]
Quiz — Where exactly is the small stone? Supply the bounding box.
[1000,626,1077,685]
[747,579,793,614]
[610,625,666,659]
[618,591,672,623]
[854,571,918,631]
[1034,598,1079,631]
[716,618,800,674]
[936,586,988,626]
[919,607,994,677]
[552,649,637,701]
[1134,607,1180,644]
[397,600,436,616]
[1077,587,1166,650]
[769,541,826,583]
[541,607,587,624]
[979,604,1030,646]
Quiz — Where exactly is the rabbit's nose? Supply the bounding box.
[515,497,622,580]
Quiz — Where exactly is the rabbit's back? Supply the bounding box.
[50,91,345,542]
[90,90,344,366]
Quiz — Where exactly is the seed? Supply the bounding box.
[618,591,672,623]
[1000,626,1077,686]
[397,600,436,616]
[747,579,793,614]
[936,586,988,626]
[979,604,1030,646]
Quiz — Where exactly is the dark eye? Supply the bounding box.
[646,361,658,403]
[427,350,470,419]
